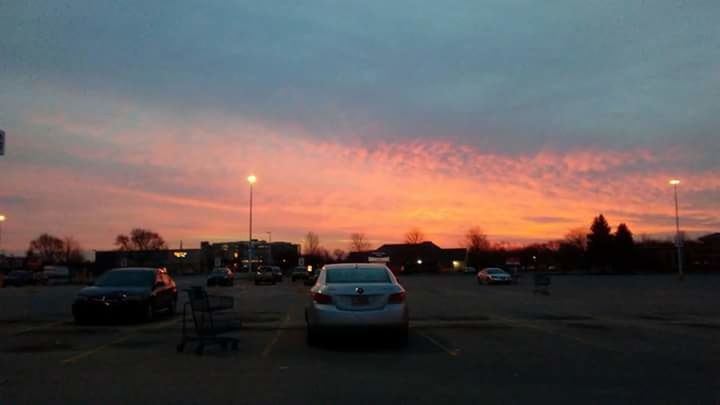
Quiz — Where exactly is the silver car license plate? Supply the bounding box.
[351,296,369,306]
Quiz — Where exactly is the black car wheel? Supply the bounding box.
[143,302,154,322]
[306,326,320,346]
[73,313,89,325]
[395,327,409,347]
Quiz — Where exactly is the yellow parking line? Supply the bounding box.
[62,334,136,364]
[417,331,458,357]
[62,318,178,365]
[493,315,623,354]
[4,320,67,337]
[261,306,292,358]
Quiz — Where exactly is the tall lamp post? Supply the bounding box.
[669,179,683,279]
[248,175,257,273]
[0,214,6,254]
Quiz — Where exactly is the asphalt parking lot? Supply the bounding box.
[1,273,719,404]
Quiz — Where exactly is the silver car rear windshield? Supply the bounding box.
[325,268,391,284]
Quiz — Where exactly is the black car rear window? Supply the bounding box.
[325,268,391,284]
[95,270,155,287]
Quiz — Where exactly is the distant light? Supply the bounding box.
[248,175,257,184]
[452,260,460,268]
[173,251,188,258]
[0,214,5,222]
[233,252,239,258]
[417,259,423,265]
[307,265,312,272]
[669,179,681,185]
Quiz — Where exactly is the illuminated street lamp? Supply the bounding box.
[0,214,5,254]
[248,175,257,274]
[669,179,683,279]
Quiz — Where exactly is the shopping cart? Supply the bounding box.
[177,286,240,355]
[533,273,551,295]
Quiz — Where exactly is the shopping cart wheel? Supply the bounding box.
[176,343,185,353]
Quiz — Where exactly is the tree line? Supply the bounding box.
[24,228,166,266]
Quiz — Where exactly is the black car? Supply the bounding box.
[207,267,235,286]
[271,266,283,282]
[291,266,309,282]
[72,267,177,323]
[2,270,34,287]
[255,266,276,285]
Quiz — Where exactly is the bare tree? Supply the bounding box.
[27,233,65,264]
[115,228,167,251]
[332,249,347,262]
[303,232,321,255]
[349,232,371,252]
[63,236,84,264]
[564,227,587,250]
[465,227,490,252]
[404,228,425,244]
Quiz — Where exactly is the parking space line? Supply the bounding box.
[417,331,458,357]
[62,334,136,365]
[61,318,179,365]
[261,305,292,358]
[492,315,623,354]
[3,320,67,337]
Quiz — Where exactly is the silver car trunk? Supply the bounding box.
[322,283,400,311]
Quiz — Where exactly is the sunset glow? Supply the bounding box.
[1,0,718,253]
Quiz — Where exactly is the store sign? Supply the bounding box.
[368,251,390,263]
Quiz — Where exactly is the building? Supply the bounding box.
[201,240,300,270]
[348,242,467,273]
[692,233,720,271]
[0,255,26,273]
[94,240,300,275]
[95,249,205,275]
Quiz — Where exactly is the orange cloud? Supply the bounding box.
[2,111,718,253]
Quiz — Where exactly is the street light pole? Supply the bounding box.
[266,231,272,265]
[248,175,257,273]
[670,179,683,279]
[0,215,5,254]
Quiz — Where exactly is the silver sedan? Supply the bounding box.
[305,264,409,345]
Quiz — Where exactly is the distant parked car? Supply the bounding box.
[271,266,283,282]
[291,266,310,282]
[304,266,320,286]
[39,265,70,285]
[477,268,512,285]
[306,264,409,346]
[2,270,35,287]
[463,266,477,274]
[207,267,234,287]
[72,267,177,323]
[255,266,276,285]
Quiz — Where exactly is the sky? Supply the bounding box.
[1,0,719,253]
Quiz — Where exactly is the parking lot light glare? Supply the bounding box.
[669,179,680,185]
